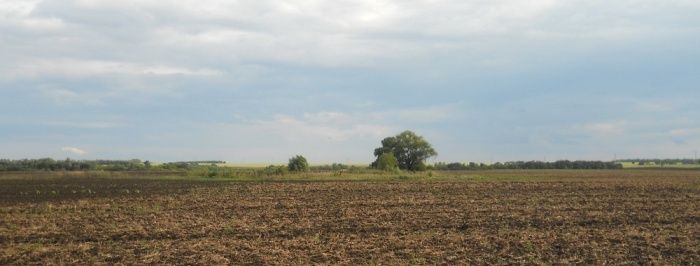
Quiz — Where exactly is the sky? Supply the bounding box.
[1,0,699,163]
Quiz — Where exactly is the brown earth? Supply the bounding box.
[1,170,699,265]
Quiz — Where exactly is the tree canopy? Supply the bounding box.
[375,153,399,171]
[373,130,437,171]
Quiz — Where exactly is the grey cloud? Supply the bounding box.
[1,0,699,161]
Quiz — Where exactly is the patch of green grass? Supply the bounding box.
[10,169,698,184]
[184,170,559,183]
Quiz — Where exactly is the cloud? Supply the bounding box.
[45,121,124,129]
[178,107,455,162]
[0,0,65,31]
[302,111,354,124]
[668,128,700,137]
[635,101,674,112]
[39,88,104,106]
[61,146,87,155]
[247,112,394,142]
[184,112,395,163]
[378,105,458,123]
[4,59,221,80]
[581,121,628,135]
[0,0,698,162]
[4,0,692,73]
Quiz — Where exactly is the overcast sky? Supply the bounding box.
[1,0,699,163]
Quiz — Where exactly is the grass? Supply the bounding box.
[4,168,700,183]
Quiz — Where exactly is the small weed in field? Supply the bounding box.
[524,242,535,253]
[133,204,162,215]
[409,256,428,266]
[221,221,238,236]
[398,175,412,180]
[222,225,237,236]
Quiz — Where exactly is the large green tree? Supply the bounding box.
[373,130,437,171]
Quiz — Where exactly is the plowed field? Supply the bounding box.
[1,170,699,264]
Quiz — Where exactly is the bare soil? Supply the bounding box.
[1,170,699,265]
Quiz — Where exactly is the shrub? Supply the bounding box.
[288,155,309,172]
[259,165,287,176]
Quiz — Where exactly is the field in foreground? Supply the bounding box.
[1,170,699,264]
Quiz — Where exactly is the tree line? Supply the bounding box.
[432,160,623,170]
[369,131,624,171]
[159,161,226,170]
[0,159,238,171]
[0,157,626,172]
[0,131,635,173]
[0,158,151,171]
[616,159,700,165]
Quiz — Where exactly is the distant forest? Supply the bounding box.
[7,158,700,172]
[0,158,628,171]
[432,161,623,170]
[0,159,151,171]
[615,159,700,165]
[0,159,224,171]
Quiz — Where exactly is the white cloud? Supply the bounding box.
[45,121,124,129]
[669,128,700,137]
[302,111,353,124]
[297,105,459,129]
[191,112,395,163]
[4,59,221,80]
[184,106,456,162]
[40,88,104,106]
[635,101,674,112]
[379,105,457,123]
[0,0,40,17]
[2,16,65,31]
[0,0,699,162]
[0,0,65,31]
[1,0,697,78]
[581,121,628,135]
[61,146,87,155]
[253,113,393,142]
